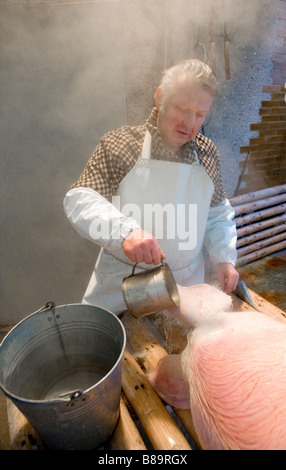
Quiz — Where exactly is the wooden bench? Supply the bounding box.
[230,184,286,267]
[4,290,286,451]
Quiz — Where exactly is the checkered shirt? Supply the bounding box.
[71,108,226,207]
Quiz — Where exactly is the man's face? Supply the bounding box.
[156,81,214,153]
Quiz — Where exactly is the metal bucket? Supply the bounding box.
[122,262,180,318]
[0,302,126,450]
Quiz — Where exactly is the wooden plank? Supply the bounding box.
[230,290,286,322]
[247,288,286,322]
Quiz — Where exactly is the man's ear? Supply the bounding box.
[155,86,162,110]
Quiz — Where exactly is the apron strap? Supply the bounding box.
[142,130,200,165]
[141,130,152,160]
[193,149,200,164]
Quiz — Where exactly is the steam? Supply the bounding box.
[0,0,276,323]
[166,0,275,80]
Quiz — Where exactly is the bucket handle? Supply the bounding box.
[59,389,89,406]
[32,301,56,315]
[59,389,83,399]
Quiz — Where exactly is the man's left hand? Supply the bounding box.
[216,263,239,293]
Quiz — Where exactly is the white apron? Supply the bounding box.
[83,131,214,314]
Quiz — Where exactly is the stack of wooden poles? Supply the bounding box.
[230,184,286,267]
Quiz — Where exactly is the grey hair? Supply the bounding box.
[159,59,219,109]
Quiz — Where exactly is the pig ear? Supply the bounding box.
[146,355,191,410]
[147,370,190,409]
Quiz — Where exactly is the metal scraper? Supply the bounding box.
[234,280,255,308]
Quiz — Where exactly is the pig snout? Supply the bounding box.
[168,283,232,327]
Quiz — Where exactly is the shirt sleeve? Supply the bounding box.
[209,148,226,207]
[204,198,237,266]
[70,135,120,200]
[70,127,143,200]
[195,134,226,207]
[63,187,141,253]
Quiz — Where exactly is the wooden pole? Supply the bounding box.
[6,400,44,450]
[237,224,286,248]
[209,0,216,70]
[236,240,286,266]
[235,203,286,227]
[236,214,286,239]
[222,0,230,80]
[230,184,286,206]
[121,312,201,448]
[232,194,286,217]
[121,348,192,451]
[237,231,286,257]
[106,395,147,450]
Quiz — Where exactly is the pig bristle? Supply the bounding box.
[205,282,233,312]
[209,281,222,291]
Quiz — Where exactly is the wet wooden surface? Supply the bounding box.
[238,249,286,313]
[1,287,286,451]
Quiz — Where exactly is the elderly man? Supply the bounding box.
[64,59,239,314]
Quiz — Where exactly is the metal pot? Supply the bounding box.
[122,261,180,318]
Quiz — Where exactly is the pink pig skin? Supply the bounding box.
[147,284,286,450]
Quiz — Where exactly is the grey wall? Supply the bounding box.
[0,0,277,323]
[0,1,125,323]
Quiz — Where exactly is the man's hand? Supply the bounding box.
[216,262,239,293]
[122,229,166,265]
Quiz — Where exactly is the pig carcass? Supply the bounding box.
[147,284,286,450]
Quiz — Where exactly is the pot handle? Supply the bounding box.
[130,260,165,276]
[131,262,139,276]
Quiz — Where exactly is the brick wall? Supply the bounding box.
[236,0,286,194]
